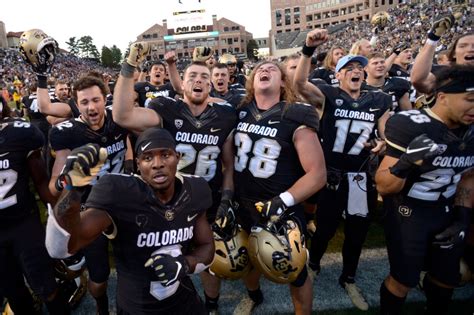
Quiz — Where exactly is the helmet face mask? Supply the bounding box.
[249,216,307,284]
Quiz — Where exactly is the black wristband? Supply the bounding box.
[37,75,48,89]
[120,62,136,78]
[389,159,414,179]
[221,189,233,201]
[301,44,317,57]
[427,32,441,42]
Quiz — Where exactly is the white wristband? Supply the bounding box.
[426,39,439,47]
[279,191,295,207]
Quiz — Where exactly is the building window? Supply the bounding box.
[153,33,158,38]
[294,7,300,24]
[234,47,239,53]
[277,30,282,33]
[285,8,291,25]
[234,37,238,42]
[276,10,282,27]
[221,39,226,45]
[227,38,233,45]
[222,48,227,54]
[224,26,229,32]
[263,39,267,44]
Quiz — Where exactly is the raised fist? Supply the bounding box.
[127,42,151,67]
[305,29,329,48]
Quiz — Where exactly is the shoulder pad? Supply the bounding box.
[181,174,213,211]
[284,103,319,131]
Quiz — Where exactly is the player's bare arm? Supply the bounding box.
[165,50,184,95]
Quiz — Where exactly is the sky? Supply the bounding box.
[1,0,271,53]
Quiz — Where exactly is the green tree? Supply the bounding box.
[66,37,79,56]
[78,36,100,59]
[110,45,122,66]
[101,46,113,67]
[246,39,259,61]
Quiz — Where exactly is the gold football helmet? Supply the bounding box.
[371,11,390,28]
[19,29,58,74]
[210,212,251,280]
[248,215,307,284]
[219,53,237,65]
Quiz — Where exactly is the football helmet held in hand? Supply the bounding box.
[210,214,251,280]
[371,11,390,28]
[19,29,58,75]
[249,214,307,284]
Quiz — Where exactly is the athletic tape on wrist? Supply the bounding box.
[279,191,295,207]
[426,38,439,47]
[45,203,73,259]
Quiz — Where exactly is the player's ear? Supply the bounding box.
[175,151,181,159]
[335,72,342,80]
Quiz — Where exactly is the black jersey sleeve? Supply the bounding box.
[147,96,176,117]
[284,103,320,131]
[49,120,77,151]
[133,82,146,93]
[27,123,45,152]
[374,91,392,115]
[385,112,429,158]
[85,173,119,211]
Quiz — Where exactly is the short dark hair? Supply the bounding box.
[211,63,229,72]
[435,64,474,92]
[72,76,108,102]
[150,61,167,71]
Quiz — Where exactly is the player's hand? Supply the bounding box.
[305,29,328,47]
[164,51,178,65]
[144,254,189,286]
[193,46,213,62]
[215,199,237,228]
[392,42,410,56]
[433,206,471,249]
[56,144,107,190]
[389,134,438,178]
[428,14,454,41]
[126,42,150,67]
[367,138,386,154]
[255,196,288,222]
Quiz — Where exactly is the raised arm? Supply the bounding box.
[294,29,328,109]
[37,77,72,118]
[411,14,454,94]
[165,51,184,95]
[113,42,161,132]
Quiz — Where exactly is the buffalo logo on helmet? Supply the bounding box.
[272,251,297,274]
[229,247,250,273]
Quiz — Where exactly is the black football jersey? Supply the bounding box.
[85,173,212,305]
[230,74,246,88]
[50,107,129,186]
[0,118,44,222]
[318,85,391,171]
[362,77,411,112]
[388,64,417,103]
[234,101,319,201]
[135,82,177,108]
[309,67,339,87]
[23,93,46,122]
[148,97,237,192]
[210,87,245,108]
[385,109,474,208]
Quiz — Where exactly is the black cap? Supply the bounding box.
[135,127,176,156]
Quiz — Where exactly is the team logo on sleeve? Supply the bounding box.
[136,214,149,228]
[239,111,247,119]
[398,206,412,217]
[165,210,175,221]
[335,99,343,107]
[174,119,183,129]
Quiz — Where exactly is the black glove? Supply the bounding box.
[433,206,471,249]
[392,42,410,56]
[144,254,189,286]
[389,134,438,178]
[428,14,454,41]
[255,196,287,221]
[215,190,235,225]
[56,143,107,190]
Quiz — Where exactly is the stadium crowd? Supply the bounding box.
[1,2,474,315]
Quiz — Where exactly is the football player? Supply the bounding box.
[376,65,474,315]
[295,29,391,311]
[309,46,345,87]
[0,102,69,314]
[47,75,129,315]
[219,53,246,88]
[45,128,214,314]
[363,52,412,112]
[233,60,326,314]
[210,63,246,108]
[135,60,177,108]
[411,14,473,94]
[113,42,237,314]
